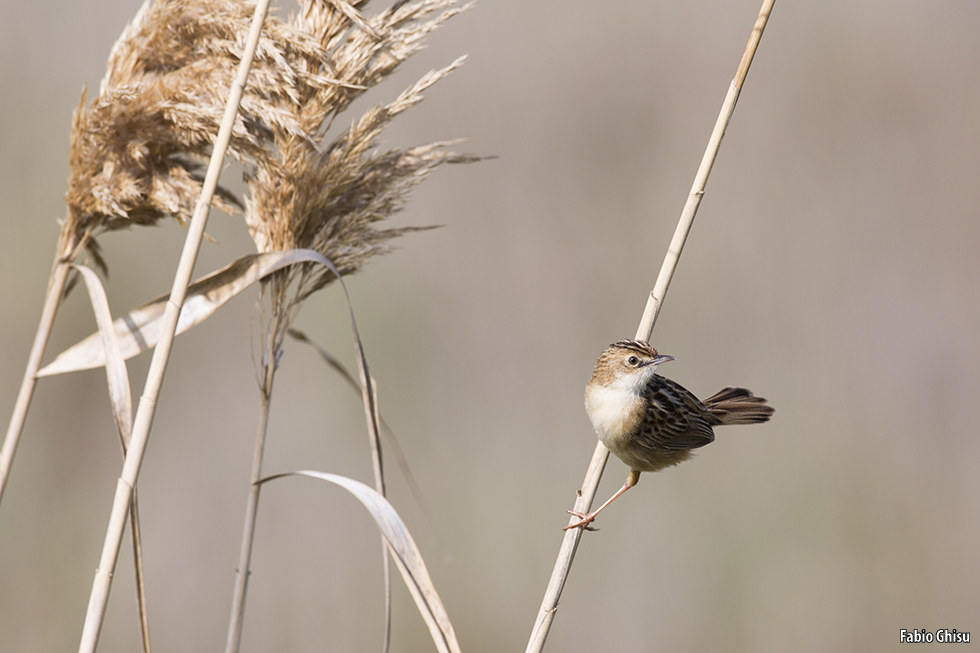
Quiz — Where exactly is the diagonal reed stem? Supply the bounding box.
[524,2,775,652]
[351,327,392,653]
[0,253,71,505]
[77,2,272,651]
[128,492,152,653]
[225,325,277,653]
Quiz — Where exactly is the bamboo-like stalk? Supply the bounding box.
[128,494,152,653]
[76,2,272,650]
[225,327,277,653]
[524,2,775,652]
[69,260,153,651]
[0,254,70,505]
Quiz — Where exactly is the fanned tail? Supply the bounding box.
[702,387,773,426]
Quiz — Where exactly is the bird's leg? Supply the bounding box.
[564,470,641,531]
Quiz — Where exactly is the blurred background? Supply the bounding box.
[2,0,978,651]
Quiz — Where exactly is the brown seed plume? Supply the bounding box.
[244,0,477,320]
[62,0,473,280]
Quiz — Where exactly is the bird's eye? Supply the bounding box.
[626,356,640,366]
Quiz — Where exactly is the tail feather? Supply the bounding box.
[702,387,773,426]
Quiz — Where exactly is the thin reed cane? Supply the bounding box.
[225,326,277,653]
[77,2,272,650]
[0,255,70,504]
[524,2,775,652]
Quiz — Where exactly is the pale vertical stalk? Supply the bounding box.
[0,253,70,504]
[76,2,272,651]
[225,326,277,653]
[128,494,152,653]
[524,2,775,652]
[360,373,391,653]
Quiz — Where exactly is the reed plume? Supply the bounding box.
[63,0,354,268]
[247,1,474,339]
[3,1,474,649]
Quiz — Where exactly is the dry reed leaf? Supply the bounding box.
[260,471,462,653]
[70,265,133,444]
[38,250,340,376]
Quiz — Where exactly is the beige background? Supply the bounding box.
[2,1,978,651]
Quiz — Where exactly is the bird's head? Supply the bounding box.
[589,339,675,393]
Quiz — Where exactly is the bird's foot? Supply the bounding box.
[563,510,599,531]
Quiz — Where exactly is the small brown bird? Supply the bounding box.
[565,339,773,531]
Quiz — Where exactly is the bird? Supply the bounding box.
[564,339,773,531]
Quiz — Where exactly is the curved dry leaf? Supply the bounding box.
[70,264,133,444]
[38,249,334,377]
[260,471,461,653]
[71,265,154,647]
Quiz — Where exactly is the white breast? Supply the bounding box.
[584,381,640,451]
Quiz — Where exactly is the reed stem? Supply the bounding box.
[524,2,775,651]
[225,326,277,653]
[0,253,70,504]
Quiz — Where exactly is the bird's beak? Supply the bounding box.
[651,354,675,366]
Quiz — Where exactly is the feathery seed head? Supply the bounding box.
[63,0,474,279]
[244,2,476,308]
[63,0,334,264]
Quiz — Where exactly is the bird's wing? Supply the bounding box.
[637,375,716,452]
